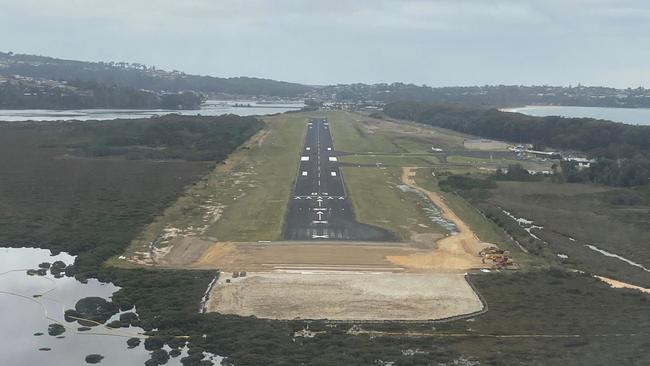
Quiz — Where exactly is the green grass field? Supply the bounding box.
[447,155,553,171]
[206,113,311,240]
[340,154,440,166]
[125,112,314,256]
[342,166,447,241]
[328,111,404,153]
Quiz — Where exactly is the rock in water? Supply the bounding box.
[126,337,141,348]
[85,354,104,364]
[48,323,65,336]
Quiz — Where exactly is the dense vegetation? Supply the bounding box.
[0,52,312,98]
[59,114,264,160]
[0,115,261,269]
[384,102,650,186]
[437,173,650,287]
[0,77,203,109]
[325,83,650,108]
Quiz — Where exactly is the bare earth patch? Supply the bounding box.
[191,241,418,272]
[386,167,493,270]
[207,272,483,320]
[159,236,216,266]
[463,139,509,150]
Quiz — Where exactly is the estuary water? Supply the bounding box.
[0,100,304,122]
[503,105,650,126]
[0,247,221,366]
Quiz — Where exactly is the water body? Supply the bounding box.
[0,100,304,122]
[0,247,221,365]
[503,106,650,126]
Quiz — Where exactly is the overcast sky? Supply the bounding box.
[1,0,649,88]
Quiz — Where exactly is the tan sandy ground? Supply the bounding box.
[206,271,483,320]
[386,167,492,270]
[191,241,421,272]
[596,275,650,294]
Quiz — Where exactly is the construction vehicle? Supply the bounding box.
[479,246,513,268]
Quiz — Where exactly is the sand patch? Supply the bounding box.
[596,275,650,294]
[192,242,419,272]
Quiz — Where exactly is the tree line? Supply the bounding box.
[64,114,264,161]
[384,102,650,186]
[0,78,203,109]
[326,83,650,108]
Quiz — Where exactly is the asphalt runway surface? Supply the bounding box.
[282,118,395,241]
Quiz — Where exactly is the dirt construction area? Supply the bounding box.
[206,271,483,320]
[122,112,508,321]
[199,166,493,320]
[386,167,493,269]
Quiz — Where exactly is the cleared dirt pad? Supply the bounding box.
[192,242,418,272]
[207,272,483,320]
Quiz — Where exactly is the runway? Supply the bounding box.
[282,118,395,241]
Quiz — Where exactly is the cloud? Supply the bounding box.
[0,0,648,87]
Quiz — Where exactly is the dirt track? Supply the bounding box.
[386,167,491,270]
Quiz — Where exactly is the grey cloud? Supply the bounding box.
[0,0,648,87]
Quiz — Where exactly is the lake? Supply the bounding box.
[0,247,222,365]
[502,106,650,126]
[0,100,304,122]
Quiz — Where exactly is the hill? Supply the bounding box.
[319,83,650,108]
[0,51,313,98]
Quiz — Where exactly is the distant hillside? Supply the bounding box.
[0,52,313,98]
[0,75,203,110]
[318,83,650,108]
[384,101,650,187]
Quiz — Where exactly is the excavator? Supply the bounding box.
[479,246,513,268]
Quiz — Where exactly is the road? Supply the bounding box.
[282,118,395,241]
